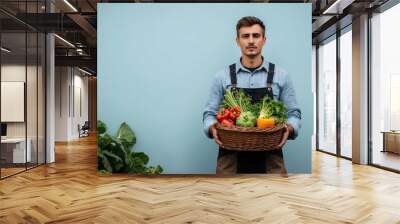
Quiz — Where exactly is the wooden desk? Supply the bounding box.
[381,131,400,154]
[1,138,32,163]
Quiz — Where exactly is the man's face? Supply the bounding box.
[236,24,266,58]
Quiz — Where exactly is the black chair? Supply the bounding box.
[79,121,90,138]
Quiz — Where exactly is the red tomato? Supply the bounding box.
[221,119,234,126]
[216,112,224,123]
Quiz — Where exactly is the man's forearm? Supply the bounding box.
[202,73,224,139]
[203,114,217,138]
[286,116,301,139]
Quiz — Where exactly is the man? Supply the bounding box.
[202,16,301,174]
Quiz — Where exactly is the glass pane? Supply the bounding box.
[27,31,38,169]
[318,36,337,154]
[371,3,400,171]
[1,31,27,177]
[340,29,352,158]
[38,32,45,165]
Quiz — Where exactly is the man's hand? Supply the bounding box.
[276,123,294,149]
[209,123,223,147]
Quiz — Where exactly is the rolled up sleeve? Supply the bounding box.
[202,72,224,138]
[280,73,302,139]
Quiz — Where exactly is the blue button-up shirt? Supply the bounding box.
[202,59,302,139]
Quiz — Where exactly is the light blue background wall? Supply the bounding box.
[98,3,312,174]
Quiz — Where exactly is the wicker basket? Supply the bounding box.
[216,123,286,151]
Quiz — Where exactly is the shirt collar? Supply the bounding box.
[236,56,269,73]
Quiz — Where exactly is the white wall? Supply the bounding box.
[72,73,89,138]
[55,67,89,141]
[1,65,42,137]
[1,64,46,164]
[1,65,27,141]
[55,66,69,141]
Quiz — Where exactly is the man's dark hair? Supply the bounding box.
[236,16,265,37]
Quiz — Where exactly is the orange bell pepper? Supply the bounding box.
[257,118,275,128]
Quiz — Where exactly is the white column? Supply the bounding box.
[46,33,55,163]
[46,1,55,163]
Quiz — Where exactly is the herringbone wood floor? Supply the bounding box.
[1,136,400,224]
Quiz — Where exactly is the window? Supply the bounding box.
[371,2,400,171]
[317,35,337,155]
[340,28,352,158]
[0,1,47,179]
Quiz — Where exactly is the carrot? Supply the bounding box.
[257,118,275,128]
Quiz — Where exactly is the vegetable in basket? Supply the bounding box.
[216,109,230,123]
[221,119,234,126]
[217,108,240,125]
[219,89,257,127]
[257,96,288,128]
[236,111,257,127]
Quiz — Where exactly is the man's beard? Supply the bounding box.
[245,51,261,59]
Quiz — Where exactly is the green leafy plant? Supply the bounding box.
[97,120,163,175]
[220,89,252,112]
[258,96,288,124]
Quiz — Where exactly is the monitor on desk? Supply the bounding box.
[1,123,7,138]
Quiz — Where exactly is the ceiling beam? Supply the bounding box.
[55,55,96,71]
[322,0,356,14]
[67,13,97,46]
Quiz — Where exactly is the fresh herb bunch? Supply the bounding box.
[220,89,252,112]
